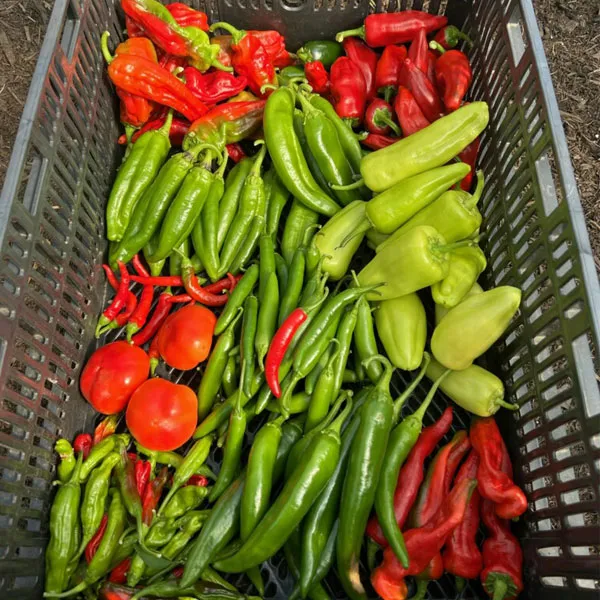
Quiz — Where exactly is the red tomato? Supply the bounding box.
[80,341,149,414]
[156,304,216,370]
[126,377,197,451]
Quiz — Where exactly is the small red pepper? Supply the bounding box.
[394,86,430,137]
[93,416,118,446]
[364,98,401,136]
[118,115,190,146]
[342,37,378,100]
[366,406,453,545]
[433,25,473,51]
[183,67,249,103]
[148,334,161,375]
[73,433,93,460]
[179,253,229,307]
[471,418,527,520]
[265,308,308,397]
[96,261,131,337]
[330,56,367,126]
[115,288,138,329]
[85,514,108,564]
[226,143,246,163]
[126,285,155,341]
[108,557,132,584]
[131,289,174,346]
[209,22,278,97]
[186,474,209,487]
[165,2,209,31]
[430,42,473,112]
[408,27,429,75]
[360,133,398,151]
[399,57,443,122]
[304,60,330,95]
[142,466,169,526]
[336,11,448,47]
[375,45,407,102]
[135,459,152,498]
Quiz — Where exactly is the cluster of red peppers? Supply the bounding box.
[369,411,526,600]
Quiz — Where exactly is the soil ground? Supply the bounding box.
[0,0,598,262]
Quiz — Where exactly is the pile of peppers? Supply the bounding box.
[43,7,531,600]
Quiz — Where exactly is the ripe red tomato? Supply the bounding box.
[80,341,149,414]
[156,304,216,370]
[126,378,197,451]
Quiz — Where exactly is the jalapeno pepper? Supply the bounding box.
[297,40,343,68]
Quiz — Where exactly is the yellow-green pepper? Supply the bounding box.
[435,281,483,324]
[375,293,426,371]
[431,286,522,370]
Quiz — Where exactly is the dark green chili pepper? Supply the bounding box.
[144,232,166,277]
[294,110,331,195]
[202,565,238,592]
[198,308,243,420]
[134,443,182,469]
[330,304,359,399]
[79,434,129,482]
[354,296,382,383]
[44,454,83,595]
[297,40,343,68]
[267,391,311,415]
[217,418,229,448]
[217,157,254,251]
[218,144,267,277]
[246,566,265,596]
[337,357,395,600]
[169,237,190,276]
[214,264,259,335]
[109,530,137,568]
[305,340,340,433]
[229,214,265,274]
[304,342,330,396]
[281,199,320,265]
[255,272,279,370]
[240,295,259,398]
[278,65,306,85]
[161,486,211,520]
[266,169,290,241]
[254,357,293,415]
[222,354,239,398]
[275,252,288,292]
[126,553,146,588]
[55,439,76,483]
[278,247,305,326]
[258,234,276,303]
[130,580,259,600]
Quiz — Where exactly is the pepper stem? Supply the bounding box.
[296,90,318,116]
[373,109,402,137]
[495,398,520,411]
[335,26,366,43]
[492,578,508,600]
[328,391,354,435]
[339,220,371,249]
[212,56,234,72]
[411,368,451,424]
[250,140,267,175]
[331,178,365,191]
[413,579,429,600]
[435,239,478,254]
[42,580,88,598]
[466,170,485,207]
[209,21,245,44]
[447,25,474,48]
[455,576,466,592]
[303,286,330,313]
[364,354,394,393]
[100,31,113,64]
[429,40,447,54]
[392,352,431,422]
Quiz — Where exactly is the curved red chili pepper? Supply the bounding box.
[108,557,132,584]
[118,115,190,146]
[142,466,169,526]
[364,98,401,136]
[433,25,473,51]
[180,258,229,307]
[135,459,152,498]
[131,290,173,346]
[85,514,108,564]
[126,284,155,339]
[458,137,480,192]
[226,143,247,163]
[103,262,131,321]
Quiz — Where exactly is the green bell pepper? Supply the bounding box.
[375,293,427,371]
[431,286,522,370]
[435,281,483,324]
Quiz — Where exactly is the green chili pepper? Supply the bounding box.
[126,553,146,588]
[240,295,259,398]
[161,511,207,560]
[144,232,167,277]
[360,102,489,192]
[145,517,178,548]
[222,354,239,398]
[435,281,483,324]
[214,263,259,335]
[198,309,243,420]
[285,528,331,600]
[314,200,366,281]
[44,454,83,594]
[294,110,331,195]
[135,443,183,469]
[297,40,343,68]
[230,215,265,275]
[267,391,311,415]
[432,245,487,308]
[330,303,358,396]
[266,170,290,241]
[254,357,293,415]
[159,436,213,516]
[375,293,427,371]
[161,486,211,520]
[279,65,306,85]
[305,341,339,433]
[106,113,173,242]
[354,296,382,383]
[278,247,305,326]
[432,286,522,370]
[275,252,289,292]
[255,272,279,370]
[55,439,76,483]
[80,434,129,482]
[337,358,395,599]
[281,198,320,265]
[217,158,254,252]
[218,144,267,277]
[264,87,341,217]
[130,579,260,600]
[258,235,276,303]
[305,343,331,396]
[213,396,353,573]
[168,237,190,276]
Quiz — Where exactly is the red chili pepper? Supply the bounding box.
[304,60,330,95]
[135,459,152,498]
[408,27,429,75]
[73,433,93,460]
[131,289,174,346]
[97,262,133,337]
[336,11,448,47]
[458,137,480,191]
[265,308,308,397]
[148,334,161,376]
[183,67,248,104]
[172,566,184,579]
[85,514,108,564]
[342,37,378,101]
[330,56,367,126]
[394,86,430,137]
[118,115,190,146]
[430,43,473,112]
[471,418,527,520]
[126,15,145,37]
[375,45,407,102]
[433,25,473,51]
[128,452,139,463]
[399,58,443,122]
[480,498,524,600]
[93,416,119,446]
[442,451,483,585]
[179,254,229,307]
[186,474,209,487]
[360,133,398,151]
[126,285,155,341]
[364,98,401,136]
[371,477,477,600]
[366,406,453,545]
[167,293,194,304]
[226,143,246,163]
[414,553,444,600]
[132,254,150,277]
[158,52,188,73]
[108,557,132,584]
[115,288,138,328]
[165,2,209,31]
[142,466,169,526]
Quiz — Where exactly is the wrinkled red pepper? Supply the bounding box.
[399,57,443,122]
[142,466,169,526]
[74,433,93,460]
[458,136,480,191]
[93,416,118,446]
[210,30,292,69]
[226,143,246,163]
[134,459,152,498]
[304,60,330,95]
[375,44,407,102]
[394,86,430,137]
[342,37,378,100]
[431,43,473,112]
[85,514,108,564]
[364,98,401,136]
[330,56,367,126]
[126,15,145,38]
[118,115,190,146]
[108,557,132,584]
[361,133,397,151]
[165,2,209,31]
[183,67,248,103]
[408,27,429,75]
[158,52,187,73]
[433,25,473,51]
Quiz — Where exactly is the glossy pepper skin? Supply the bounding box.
[165,2,208,30]
[118,114,189,146]
[336,12,448,47]
[297,40,343,68]
[304,60,330,95]
[343,37,378,100]
[330,56,368,126]
[183,67,248,103]
[361,133,397,150]
[360,102,489,192]
[431,286,522,370]
[399,57,443,122]
[364,98,401,136]
[375,45,407,102]
[432,43,473,112]
[394,85,430,136]
[459,137,480,191]
[408,27,429,75]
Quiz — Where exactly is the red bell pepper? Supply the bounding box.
[330,56,367,126]
[430,42,473,112]
[394,86,430,137]
[364,98,401,136]
[165,2,209,31]
[336,11,448,47]
[360,133,397,151]
[399,57,443,122]
[342,37,378,100]
[433,25,473,51]
[408,27,429,75]
[183,66,248,103]
[375,45,407,102]
[304,60,330,95]
[458,136,480,191]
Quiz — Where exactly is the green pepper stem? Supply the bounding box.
[328,391,354,435]
[392,352,431,422]
[495,398,520,411]
[101,31,113,64]
[158,110,174,136]
[212,55,234,72]
[466,170,485,207]
[455,576,466,592]
[338,219,371,248]
[435,239,478,254]
[335,26,366,43]
[374,109,402,137]
[364,354,394,393]
[209,21,244,43]
[412,368,451,424]
[326,338,341,368]
[492,578,509,600]
[447,25,474,47]
[43,580,88,598]
[250,141,267,175]
[296,90,318,116]
[331,178,365,191]
[303,286,329,313]
[429,40,447,54]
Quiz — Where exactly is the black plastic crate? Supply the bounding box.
[0,0,599,598]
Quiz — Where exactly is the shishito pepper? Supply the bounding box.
[375,293,426,371]
[426,356,518,416]
[432,245,487,308]
[431,286,522,370]
[360,102,489,192]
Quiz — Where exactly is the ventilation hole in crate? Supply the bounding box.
[7,237,26,260]
[11,219,30,241]
[43,378,68,403]
[571,545,600,556]
[564,299,584,320]
[532,317,560,346]
[541,576,567,588]
[32,260,60,290]
[533,495,557,512]
[560,276,579,297]
[528,455,549,473]
[554,441,586,462]
[591,434,600,450]
[39,224,66,257]
[537,545,562,557]
[41,396,65,419]
[557,463,590,483]
[0,277,18,299]
[551,418,581,441]
[59,307,84,335]
[6,377,37,402]
[561,486,595,507]
[29,454,52,473]
[549,221,567,244]
[19,319,46,346]
[0,440,25,461]
[32,435,53,453]
[535,517,561,532]
[23,294,51,324]
[27,277,54,310]
[1,397,33,422]
[522,435,546,455]
[9,357,41,384]
[15,546,42,559]
[43,206,71,243]
[0,514,13,530]
[575,579,600,590]
[36,412,61,435]
[24,474,51,492]
[518,398,538,419]
[538,357,568,384]
[542,376,572,403]
[0,491,16,508]
[544,396,575,421]
[521,415,542,436]
[566,512,598,528]
[534,336,564,365]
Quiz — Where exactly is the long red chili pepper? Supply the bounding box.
[126,285,155,341]
[130,289,174,346]
[399,57,443,122]
[330,56,367,126]
[85,514,108,564]
[135,459,152,498]
[394,85,431,137]
[430,41,473,112]
[408,27,429,75]
[132,253,150,277]
[265,308,308,398]
[118,115,190,146]
[102,263,137,330]
[104,262,130,320]
[342,37,378,100]
[180,258,229,307]
[129,272,238,291]
[375,44,407,102]
[142,466,169,526]
[360,133,397,151]
[93,416,118,446]
[108,557,132,584]
[73,433,93,460]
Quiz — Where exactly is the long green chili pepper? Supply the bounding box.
[275,252,289,291]
[130,579,260,600]
[214,264,259,335]
[222,354,239,398]
[115,447,148,547]
[229,215,265,274]
[145,231,167,276]
[285,528,331,600]
[294,109,331,195]
[281,199,320,265]
[305,343,332,396]
[354,296,382,383]
[241,295,259,398]
[266,169,291,241]
[337,357,395,599]
[168,237,189,276]
[55,439,76,483]
[278,247,305,326]
[254,357,293,415]
[305,340,340,433]
[255,272,279,370]
[258,234,276,303]
[246,566,265,596]
[330,303,359,402]
[161,511,207,560]
[79,434,129,482]
[134,443,182,469]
